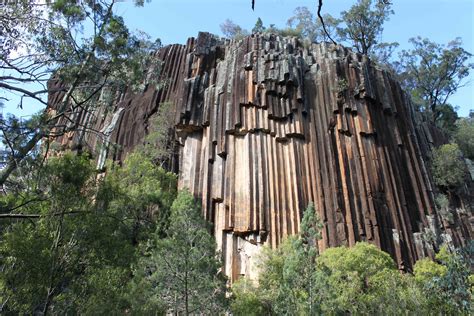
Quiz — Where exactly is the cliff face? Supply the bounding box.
[48,32,472,281]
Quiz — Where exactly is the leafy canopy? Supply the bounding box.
[396,37,473,117]
[337,0,395,55]
[131,190,227,315]
[0,146,177,314]
[454,116,474,160]
[431,143,466,189]
[0,0,161,186]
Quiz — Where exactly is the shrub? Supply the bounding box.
[454,117,474,160]
[431,143,465,189]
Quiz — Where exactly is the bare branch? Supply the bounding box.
[0,212,84,219]
[317,0,337,45]
[0,82,49,106]
[0,198,46,214]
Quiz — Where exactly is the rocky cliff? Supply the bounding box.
[48,32,473,282]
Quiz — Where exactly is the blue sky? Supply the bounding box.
[4,0,473,117]
[116,0,473,116]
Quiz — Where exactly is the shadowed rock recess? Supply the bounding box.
[48,33,472,282]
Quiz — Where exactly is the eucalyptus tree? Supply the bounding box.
[287,6,340,43]
[454,115,474,160]
[0,146,178,314]
[220,19,249,39]
[336,0,397,57]
[396,37,473,120]
[0,0,161,186]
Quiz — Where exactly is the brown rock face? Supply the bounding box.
[48,32,472,281]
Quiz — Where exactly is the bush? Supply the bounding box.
[431,143,465,189]
[231,278,270,316]
[454,117,474,160]
[316,242,415,314]
[413,245,473,315]
[435,194,454,223]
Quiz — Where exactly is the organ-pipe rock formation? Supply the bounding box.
[48,32,473,282]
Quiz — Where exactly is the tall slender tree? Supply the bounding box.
[337,0,395,55]
[396,37,473,119]
[132,190,227,315]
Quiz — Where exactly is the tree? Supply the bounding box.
[454,116,474,160]
[0,112,45,191]
[287,7,318,41]
[0,131,177,313]
[252,17,265,34]
[132,190,227,315]
[287,7,339,43]
[317,242,426,314]
[285,2,397,61]
[140,101,178,169]
[396,37,473,119]
[337,0,395,55]
[413,245,473,315]
[230,278,270,316]
[104,150,178,243]
[0,154,114,314]
[434,103,459,136]
[0,0,161,186]
[220,19,249,39]
[255,203,323,315]
[431,143,466,189]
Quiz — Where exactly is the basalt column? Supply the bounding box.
[175,33,472,281]
[47,32,472,282]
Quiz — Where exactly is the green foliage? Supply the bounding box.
[258,236,305,314]
[231,278,270,316]
[0,154,114,314]
[454,116,474,160]
[105,151,177,242]
[396,37,473,117]
[223,1,397,63]
[0,0,161,185]
[413,258,447,283]
[317,242,401,314]
[252,17,266,33]
[435,193,454,223]
[431,143,466,189]
[337,0,395,55]
[287,7,340,43]
[0,113,46,190]
[414,245,473,315]
[131,190,227,315]
[140,102,176,167]
[434,104,459,135]
[0,145,178,313]
[285,2,397,63]
[236,237,458,315]
[253,203,323,315]
[220,19,249,39]
[286,7,317,40]
[276,27,304,38]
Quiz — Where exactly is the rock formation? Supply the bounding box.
[48,32,473,282]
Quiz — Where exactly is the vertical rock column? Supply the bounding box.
[175,33,472,281]
[47,32,472,282]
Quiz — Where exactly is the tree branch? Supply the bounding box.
[317,0,337,45]
[0,210,85,219]
[0,82,48,106]
[0,131,44,186]
[0,197,46,214]
[0,2,117,186]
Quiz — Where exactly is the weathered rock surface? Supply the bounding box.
[48,32,473,281]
